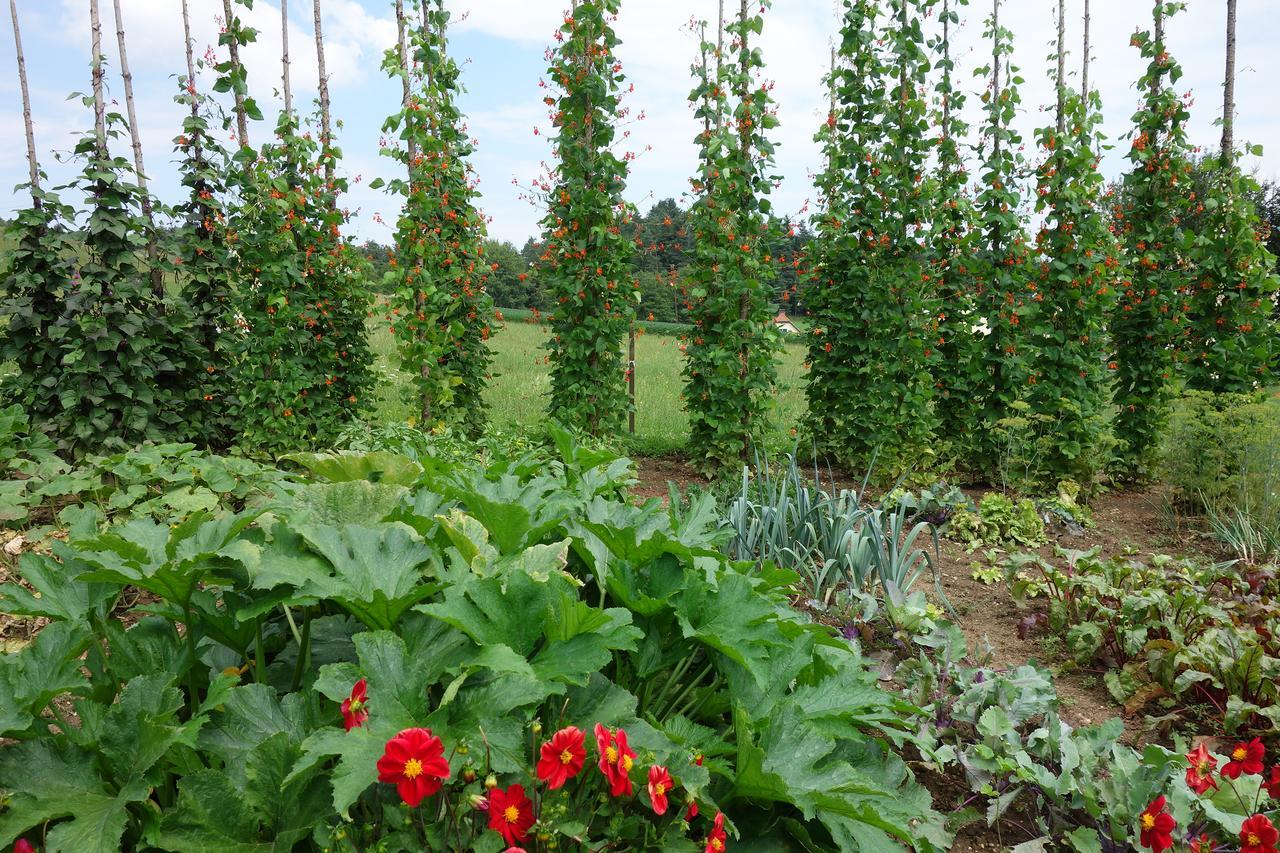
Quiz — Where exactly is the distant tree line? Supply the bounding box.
[353,196,815,321]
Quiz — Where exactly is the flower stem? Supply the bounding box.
[289,606,311,692]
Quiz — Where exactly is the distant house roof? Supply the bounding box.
[773,310,799,334]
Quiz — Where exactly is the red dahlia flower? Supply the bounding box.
[536,726,586,790]
[488,783,535,846]
[647,764,674,815]
[376,727,450,807]
[340,678,369,731]
[1241,814,1279,853]
[1185,743,1218,794]
[14,841,34,853]
[1265,766,1280,800]
[1224,739,1266,779]
[1138,796,1176,852]
[594,723,636,797]
[705,811,728,853]
[686,799,699,820]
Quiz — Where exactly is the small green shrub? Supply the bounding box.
[1163,391,1280,559]
[1162,391,1280,507]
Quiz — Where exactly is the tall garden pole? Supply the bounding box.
[312,0,333,187]
[395,0,417,167]
[8,0,38,203]
[942,0,951,133]
[1152,4,1164,100]
[111,0,163,297]
[1055,0,1066,135]
[716,0,724,74]
[181,0,200,145]
[991,0,1001,245]
[220,0,250,147]
[1081,0,1091,99]
[1221,0,1236,163]
[89,0,109,162]
[281,0,293,116]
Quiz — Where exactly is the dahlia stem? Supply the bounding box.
[254,617,266,683]
[289,607,311,692]
[649,649,698,715]
[182,607,200,712]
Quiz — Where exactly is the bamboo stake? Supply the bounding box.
[415,0,431,424]
[8,0,39,204]
[716,0,724,108]
[1081,0,1091,99]
[942,0,951,137]
[282,0,293,116]
[181,0,199,132]
[111,0,163,297]
[90,0,107,157]
[312,0,332,185]
[220,0,250,147]
[1221,0,1236,163]
[992,0,1000,161]
[395,0,416,167]
[1055,0,1066,136]
[1151,3,1164,102]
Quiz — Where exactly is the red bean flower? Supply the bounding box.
[376,727,451,807]
[1224,738,1266,779]
[1185,743,1219,794]
[594,723,636,797]
[488,783,536,846]
[536,726,586,790]
[340,678,369,731]
[1241,814,1279,853]
[1138,796,1176,852]
[1265,766,1280,800]
[705,811,728,853]
[647,764,674,815]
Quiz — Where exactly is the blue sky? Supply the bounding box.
[3,0,1277,246]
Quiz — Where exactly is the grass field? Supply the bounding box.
[369,316,809,454]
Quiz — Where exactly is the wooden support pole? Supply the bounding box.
[111,0,164,297]
[8,0,39,204]
[220,0,251,147]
